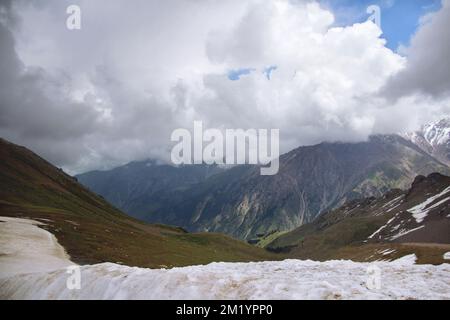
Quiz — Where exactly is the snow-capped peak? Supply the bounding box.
[421,118,450,147]
[402,117,450,166]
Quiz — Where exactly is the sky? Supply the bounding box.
[0,0,449,174]
[320,0,443,50]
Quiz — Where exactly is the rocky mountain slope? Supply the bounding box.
[403,118,450,166]
[77,160,223,220]
[266,173,450,264]
[0,138,276,268]
[78,134,449,240]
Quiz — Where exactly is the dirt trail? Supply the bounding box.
[400,243,450,250]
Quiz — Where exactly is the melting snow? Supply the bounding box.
[382,195,403,209]
[380,249,396,256]
[390,225,425,241]
[1,217,449,300]
[407,186,450,223]
[444,252,450,260]
[368,214,399,239]
[2,257,450,300]
[391,254,417,265]
[0,217,72,278]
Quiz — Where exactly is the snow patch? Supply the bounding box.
[1,217,449,300]
[0,217,72,278]
[2,258,450,300]
[380,249,396,256]
[390,225,425,241]
[382,195,403,209]
[391,254,417,265]
[368,214,399,239]
[444,252,450,260]
[407,186,450,223]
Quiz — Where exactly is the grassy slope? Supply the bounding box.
[266,187,450,265]
[267,214,450,264]
[0,138,279,268]
[267,213,391,256]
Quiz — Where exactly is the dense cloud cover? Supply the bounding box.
[0,0,449,173]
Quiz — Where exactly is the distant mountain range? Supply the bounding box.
[1,136,449,266]
[77,122,450,240]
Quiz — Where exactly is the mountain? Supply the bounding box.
[266,172,450,264]
[77,160,223,221]
[78,134,449,240]
[0,138,276,268]
[403,118,450,166]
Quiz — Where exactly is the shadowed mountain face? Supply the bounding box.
[78,134,449,240]
[266,172,450,264]
[0,138,276,268]
[77,161,223,219]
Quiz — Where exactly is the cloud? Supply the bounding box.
[0,0,449,174]
[0,21,102,168]
[196,1,405,148]
[382,0,450,98]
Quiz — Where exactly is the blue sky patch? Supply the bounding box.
[227,68,256,81]
[318,0,442,51]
